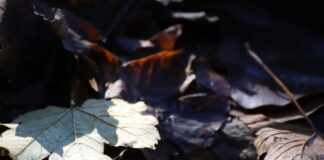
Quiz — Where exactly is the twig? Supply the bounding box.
[244,42,318,133]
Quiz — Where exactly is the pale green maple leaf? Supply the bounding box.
[0,99,160,160]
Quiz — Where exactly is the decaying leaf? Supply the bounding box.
[0,99,160,160]
[89,43,122,83]
[63,10,102,42]
[117,24,182,59]
[71,53,99,105]
[193,57,231,98]
[254,127,324,160]
[230,92,324,128]
[33,1,93,53]
[120,50,192,102]
[212,118,255,160]
[158,94,227,152]
[88,43,122,96]
[33,0,123,98]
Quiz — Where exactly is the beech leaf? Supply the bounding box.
[0,99,160,160]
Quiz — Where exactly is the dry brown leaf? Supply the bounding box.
[120,50,191,102]
[254,127,324,160]
[89,43,122,82]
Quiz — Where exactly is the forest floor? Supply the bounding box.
[0,0,324,160]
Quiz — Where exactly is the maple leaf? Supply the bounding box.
[0,99,160,160]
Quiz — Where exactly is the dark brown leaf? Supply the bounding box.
[71,53,99,105]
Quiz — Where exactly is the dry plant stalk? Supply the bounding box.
[245,42,319,159]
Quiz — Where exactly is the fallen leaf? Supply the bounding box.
[229,92,324,128]
[33,1,92,53]
[0,99,160,160]
[155,94,228,152]
[117,24,182,59]
[63,10,102,41]
[254,127,324,160]
[217,5,324,109]
[33,0,123,98]
[120,50,192,103]
[89,43,121,82]
[193,57,230,98]
[212,118,255,160]
[71,53,99,105]
[88,43,122,96]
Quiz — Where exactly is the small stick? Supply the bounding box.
[244,42,318,133]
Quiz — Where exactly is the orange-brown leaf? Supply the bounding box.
[121,50,191,102]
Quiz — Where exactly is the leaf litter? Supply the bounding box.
[1,0,324,159]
